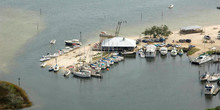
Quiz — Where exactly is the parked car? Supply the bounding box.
[142,39,148,43]
[217,36,220,40]
[179,39,186,43]
[204,35,211,40]
[188,45,195,49]
[186,39,191,43]
[159,37,166,42]
[166,44,173,47]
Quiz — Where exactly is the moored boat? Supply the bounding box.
[191,54,213,65]
[145,45,156,58]
[160,47,168,56]
[170,47,177,56]
[204,82,216,95]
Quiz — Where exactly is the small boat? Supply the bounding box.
[204,82,216,95]
[73,70,91,78]
[145,45,157,58]
[170,47,177,56]
[217,6,220,9]
[178,49,184,56]
[191,54,213,65]
[207,73,220,82]
[50,39,56,44]
[139,52,145,58]
[99,31,114,38]
[65,39,82,46]
[40,57,51,62]
[40,62,47,67]
[200,72,210,81]
[48,66,54,71]
[121,51,136,56]
[160,47,168,56]
[64,70,71,77]
[168,4,174,9]
[54,64,59,72]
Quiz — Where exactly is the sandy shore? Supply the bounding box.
[0,8,45,74]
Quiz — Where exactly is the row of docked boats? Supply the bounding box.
[71,53,124,78]
[40,39,82,62]
[200,72,220,95]
[138,45,184,58]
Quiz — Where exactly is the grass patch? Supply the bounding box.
[187,47,200,56]
[92,52,109,62]
[0,81,32,109]
[206,106,220,110]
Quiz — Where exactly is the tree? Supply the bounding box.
[143,25,172,38]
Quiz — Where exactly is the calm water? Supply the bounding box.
[1,0,220,109]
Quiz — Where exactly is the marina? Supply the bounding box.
[2,0,220,109]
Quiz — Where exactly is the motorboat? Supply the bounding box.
[191,54,213,65]
[204,82,216,95]
[50,39,56,44]
[99,31,114,38]
[160,47,168,56]
[40,57,51,62]
[64,70,71,77]
[121,51,136,57]
[170,47,177,56]
[48,66,54,71]
[65,39,82,46]
[145,45,156,58]
[139,51,145,58]
[207,73,220,82]
[53,64,59,72]
[73,70,91,78]
[200,72,210,81]
[178,49,184,56]
[40,62,47,67]
[168,4,174,9]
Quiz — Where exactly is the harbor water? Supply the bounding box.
[1,0,220,109]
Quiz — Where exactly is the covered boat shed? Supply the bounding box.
[180,25,203,34]
[101,37,136,51]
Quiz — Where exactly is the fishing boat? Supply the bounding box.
[204,82,216,95]
[191,54,213,65]
[40,62,47,67]
[50,39,56,44]
[53,64,59,72]
[160,47,168,56]
[145,45,157,58]
[178,49,184,56]
[168,4,174,9]
[73,70,91,78]
[65,39,82,46]
[170,47,177,56]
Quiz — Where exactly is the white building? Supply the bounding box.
[101,37,136,51]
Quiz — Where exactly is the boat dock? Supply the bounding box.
[213,87,220,95]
